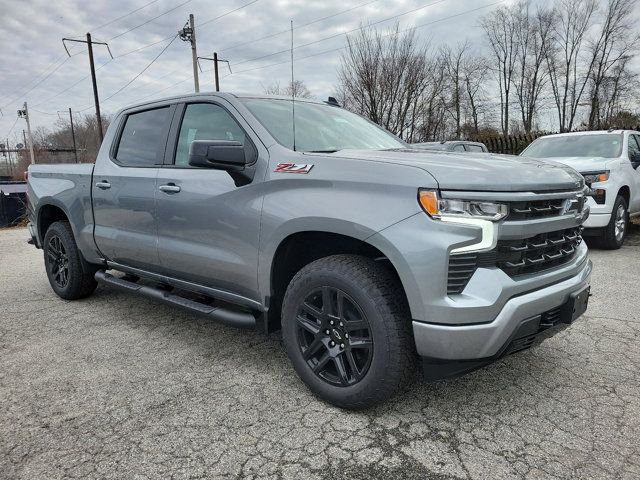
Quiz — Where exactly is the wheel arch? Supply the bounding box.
[263,229,410,334]
[618,185,630,206]
[37,201,71,243]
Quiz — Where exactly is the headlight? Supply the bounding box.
[418,190,508,221]
[582,171,609,184]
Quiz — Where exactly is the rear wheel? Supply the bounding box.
[281,255,416,409]
[599,195,628,249]
[43,221,98,300]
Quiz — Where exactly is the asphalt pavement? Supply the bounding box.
[1,225,639,479]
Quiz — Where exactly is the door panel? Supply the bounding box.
[92,105,173,270]
[155,102,263,301]
[93,162,159,269]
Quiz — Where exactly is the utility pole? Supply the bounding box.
[62,34,113,145]
[6,138,13,176]
[68,108,78,163]
[197,52,231,92]
[17,102,35,164]
[179,14,199,92]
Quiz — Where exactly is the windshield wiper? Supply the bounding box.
[306,149,340,153]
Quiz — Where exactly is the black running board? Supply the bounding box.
[95,271,256,329]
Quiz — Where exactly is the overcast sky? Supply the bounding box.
[0,0,520,143]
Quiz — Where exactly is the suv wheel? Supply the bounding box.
[43,221,98,300]
[281,254,416,409]
[600,195,628,249]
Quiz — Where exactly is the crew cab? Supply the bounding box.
[27,93,592,408]
[521,130,640,248]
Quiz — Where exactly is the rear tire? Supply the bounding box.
[281,254,416,409]
[599,195,628,250]
[43,221,98,300]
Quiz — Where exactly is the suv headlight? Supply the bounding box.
[418,190,508,221]
[582,171,609,185]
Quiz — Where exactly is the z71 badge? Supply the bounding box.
[274,163,314,174]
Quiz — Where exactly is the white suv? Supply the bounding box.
[521,130,640,248]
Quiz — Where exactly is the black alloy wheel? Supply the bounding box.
[42,221,98,300]
[47,234,70,289]
[281,254,417,409]
[296,286,373,387]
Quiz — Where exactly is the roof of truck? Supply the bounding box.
[540,129,637,138]
[119,92,328,113]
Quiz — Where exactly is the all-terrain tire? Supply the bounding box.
[281,254,417,409]
[43,221,98,300]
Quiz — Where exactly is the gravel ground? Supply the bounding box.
[1,225,639,479]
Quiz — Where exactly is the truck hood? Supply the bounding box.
[326,149,584,192]
[529,156,612,173]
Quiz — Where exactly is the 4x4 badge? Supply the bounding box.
[275,163,314,174]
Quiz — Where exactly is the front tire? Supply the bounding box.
[43,221,98,300]
[599,195,628,249]
[281,255,416,409]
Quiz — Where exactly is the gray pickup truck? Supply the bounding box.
[27,93,592,409]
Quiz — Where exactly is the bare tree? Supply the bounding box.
[481,6,519,135]
[586,0,639,129]
[512,2,555,133]
[441,41,471,138]
[338,24,430,140]
[263,80,313,98]
[545,0,597,132]
[412,55,450,142]
[462,56,489,135]
[594,57,639,127]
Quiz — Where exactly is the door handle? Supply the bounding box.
[95,181,111,189]
[159,184,181,193]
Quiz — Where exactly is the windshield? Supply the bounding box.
[523,134,623,158]
[241,98,406,152]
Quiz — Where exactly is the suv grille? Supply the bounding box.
[447,226,583,294]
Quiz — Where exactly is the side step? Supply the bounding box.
[95,271,256,329]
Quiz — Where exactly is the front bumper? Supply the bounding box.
[413,257,591,362]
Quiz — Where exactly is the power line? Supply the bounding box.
[107,0,193,41]
[84,0,162,33]
[0,57,71,110]
[231,0,450,69]
[223,1,505,78]
[109,1,503,106]
[80,34,180,109]
[197,0,261,28]
[113,0,262,59]
[3,117,20,140]
[32,60,112,108]
[219,0,380,54]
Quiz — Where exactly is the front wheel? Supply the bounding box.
[281,255,416,409]
[43,221,98,300]
[599,195,628,249]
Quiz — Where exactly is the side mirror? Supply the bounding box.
[188,139,257,187]
[188,140,247,170]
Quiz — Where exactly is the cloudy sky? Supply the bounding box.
[0,0,517,143]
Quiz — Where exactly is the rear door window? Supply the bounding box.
[115,107,171,166]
